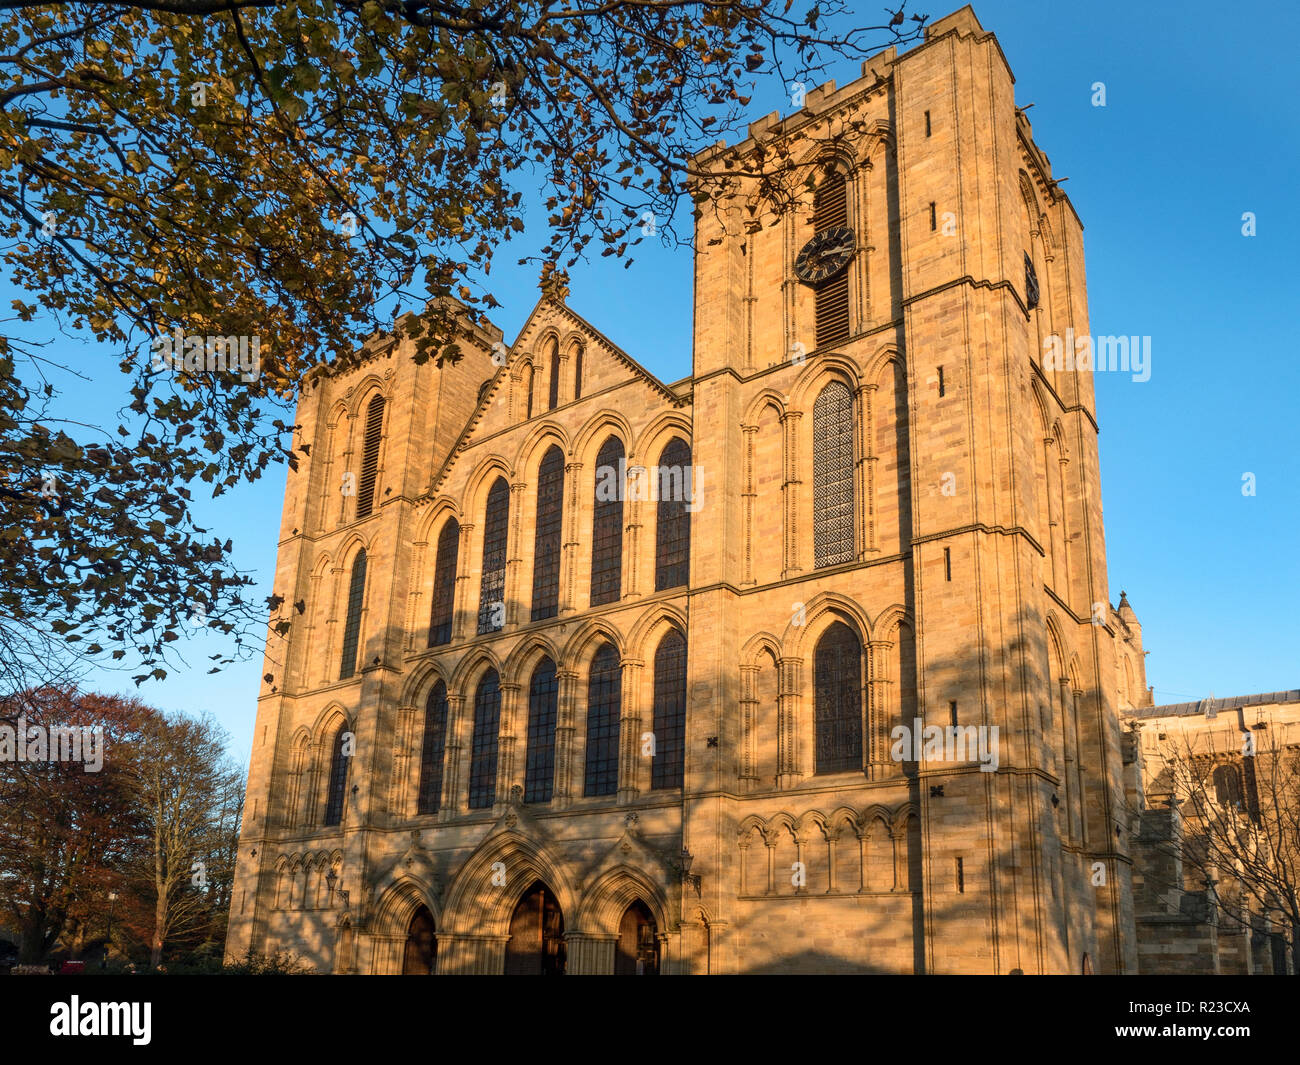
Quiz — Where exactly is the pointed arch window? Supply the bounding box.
[417,680,449,814]
[339,548,367,679]
[655,437,692,590]
[573,343,584,400]
[428,519,459,647]
[547,339,561,410]
[584,642,621,797]
[814,621,863,774]
[530,446,565,621]
[477,477,509,634]
[524,658,558,803]
[812,168,850,347]
[356,394,385,519]
[323,723,351,826]
[813,380,855,567]
[650,629,687,790]
[590,436,624,606]
[468,668,501,809]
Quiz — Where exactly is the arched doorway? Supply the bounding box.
[504,881,566,975]
[403,905,437,974]
[615,900,660,975]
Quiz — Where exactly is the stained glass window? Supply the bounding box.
[531,447,564,621]
[417,680,448,814]
[650,630,687,789]
[524,659,558,803]
[323,723,350,825]
[590,437,624,606]
[477,478,509,634]
[468,668,501,809]
[428,519,459,646]
[584,642,621,796]
[814,621,863,774]
[654,438,692,591]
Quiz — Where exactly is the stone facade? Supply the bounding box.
[225,6,1170,974]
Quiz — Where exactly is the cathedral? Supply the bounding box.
[224,6,1165,974]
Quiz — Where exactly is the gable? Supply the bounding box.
[430,298,685,495]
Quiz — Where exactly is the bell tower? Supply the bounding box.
[685,5,1137,973]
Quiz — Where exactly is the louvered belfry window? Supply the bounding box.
[417,680,449,814]
[813,169,850,348]
[650,629,687,790]
[428,518,459,646]
[468,668,502,809]
[590,436,624,606]
[584,642,621,797]
[813,381,855,567]
[524,658,558,804]
[477,477,509,634]
[355,394,385,519]
[339,548,367,679]
[654,437,692,591]
[323,724,350,825]
[814,621,863,774]
[530,446,565,621]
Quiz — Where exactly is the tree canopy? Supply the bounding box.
[0,0,925,680]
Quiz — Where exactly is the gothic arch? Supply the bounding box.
[439,830,579,936]
[737,813,769,844]
[413,496,462,545]
[742,389,787,428]
[448,647,504,697]
[511,421,572,476]
[464,455,515,516]
[740,630,783,668]
[626,603,688,664]
[371,875,443,939]
[560,617,626,673]
[310,702,353,741]
[399,660,453,710]
[502,633,564,688]
[788,353,862,414]
[576,865,672,937]
[344,374,387,419]
[572,409,635,463]
[871,603,911,642]
[782,591,874,658]
[863,343,904,385]
[631,409,692,466]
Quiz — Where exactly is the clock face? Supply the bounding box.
[794,225,855,284]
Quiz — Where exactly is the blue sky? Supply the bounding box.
[14,0,1299,766]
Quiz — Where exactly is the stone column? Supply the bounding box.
[565,932,618,975]
[741,424,758,585]
[739,663,759,790]
[453,522,475,641]
[618,658,644,803]
[867,639,894,780]
[440,693,467,820]
[553,669,579,809]
[561,463,583,615]
[780,410,802,578]
[776,656,802,787]
[496,682,521,811]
